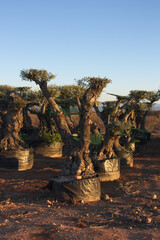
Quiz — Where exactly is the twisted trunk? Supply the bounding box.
[94,103,116,159]
[39,81,103,177]
[39,81,74,152]
[22,108,32,131]
[0,105,24,150]
[98,133,116,159]
[65,115,75,133]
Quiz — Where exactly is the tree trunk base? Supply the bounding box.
[0,148,34,171]
[94,158,120,182]
[49,175,101,202]
[118,149,133,168]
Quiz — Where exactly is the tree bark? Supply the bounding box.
[98,132,116,160]
[0,103,24,150]
[94,103,116,159]
[39,81,74,151]
[22,108,32,131]
[39,81,104,177]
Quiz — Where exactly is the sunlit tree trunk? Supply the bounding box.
[0,96,24,150]
[39,81,104,176]
[20,69,110,177]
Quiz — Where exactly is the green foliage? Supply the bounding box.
[72,134,103,145]
[19,133,37,144]
[107,92,131,101]
[129,90,160,105]
[55,85,86,108]
[0,85,17,105]
[48,85,61,99]
[12,97,27,110]
[0,91,7,100]
[41,131,62,143]
[0,85,17,96]
[102,101,117,115]
[129,90,147,101]
[58,85,85,101]
[110,121,133,136]
[130,127,148,141]
[20,69,55,85]
[145,90,160,103]
[26,89,39,99]
[16,87,31,97]
[90,134,103,145]
[76,77,111,90]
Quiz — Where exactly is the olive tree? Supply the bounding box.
[0,93,27,150]
[129,90,160,129]
[20,69,111,177]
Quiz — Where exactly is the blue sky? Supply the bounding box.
[0,0,160,101]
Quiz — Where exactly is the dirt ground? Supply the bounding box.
[0,134,160,239]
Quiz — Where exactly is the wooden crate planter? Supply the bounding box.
[0,148,34,171]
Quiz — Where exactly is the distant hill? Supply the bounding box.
[152,103,160,111]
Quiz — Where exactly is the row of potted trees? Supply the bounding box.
[0,69,159,202]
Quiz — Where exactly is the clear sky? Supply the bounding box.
[0,0,160,101]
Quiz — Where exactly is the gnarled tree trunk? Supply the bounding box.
[39,81,104,177]
[39,81,74,152]
[20,69,110,179]
[98,132,116,160]
[0,99,24,150]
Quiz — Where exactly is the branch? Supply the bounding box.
[94,102,102,119]
[76,96,81,111]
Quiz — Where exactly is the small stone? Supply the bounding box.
[104,194,110,200]
[48,205,51,208]
[153,195,157,199]
[154,206,157,209]
[109,198,113,202]
[77,222,87,228]
[129,226,133,230]
[47,200,52,205]
[146,217,152,224]
[76,175,82,180]
[5,198,11,204]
